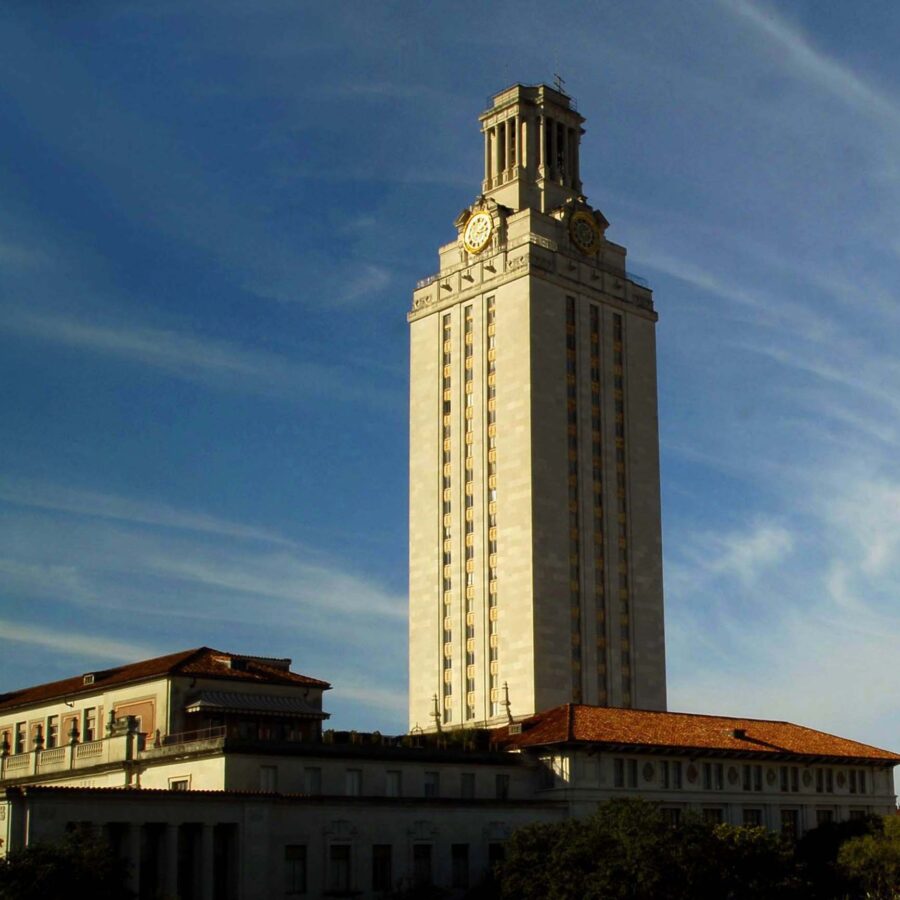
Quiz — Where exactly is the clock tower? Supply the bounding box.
[408,84,666,731]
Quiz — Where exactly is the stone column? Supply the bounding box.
[573,128,581,190]
[126,824,141,897]
[548,117,556,180]
[163,824,179,898]
[537,115,545,175]
[201,824,215,900]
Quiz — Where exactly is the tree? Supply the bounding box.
[794,814,882,899]
[498,799,801,900]
[837,814,900,900]
[0,827,132,900]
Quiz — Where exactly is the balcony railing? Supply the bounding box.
[160,726,227,748]
[1,731,139,782]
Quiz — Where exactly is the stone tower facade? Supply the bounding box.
[408,84,666,731]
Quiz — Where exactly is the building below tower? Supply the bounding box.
[0,647,897,898]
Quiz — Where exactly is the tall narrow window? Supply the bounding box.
[259,765,278,792]
[46,715,59,749]
[83,707,97,742]
[463,304,476,722]
[441,312,453,725]
[345,768,362,796]
[451,844,470,889]
[613,314,631,706]
[372,845,392,892]
[486,296,500,717]
[424,771,440,797]
[590,304,607,704]
[386,770,401,797]
[328,845,351,893]
[413,845,433,888]
[460,772,475,798]
[566,296,582,703]
[284,845,307,896]
[495,773,510,799]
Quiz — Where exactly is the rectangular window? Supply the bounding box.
[779,766,800,793]
[83,708,97,742]
[413,844,432,888]
[672,761,682,789]
[614,758,637,788]
[386,770,402,798]
[703,762,723,791]
[46,715,59,749]
[451,844,469,889]
[372,845,392,892]
[660,807,682,827]
[14,722,26,754]
[259,765,278,792]
[495,773,510,800]
[743,808,763,827]
[703,807,724,825]
[816,809,834,826]
[460,772,475,798]
[169,778,189,791]
[328,845,351,893]
[345,769,362,796]
[284,845,307,895]
[303,767,321,795]
[424,771,440,797]
[780,809,799,839]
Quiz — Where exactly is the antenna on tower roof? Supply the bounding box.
[553,72,566,94]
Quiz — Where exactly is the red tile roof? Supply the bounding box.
[0,648,330,713]
[493,704,900,763]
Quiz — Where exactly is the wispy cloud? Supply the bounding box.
[722,0,900,130]
[337,680,408,717]
[0,618,158,663]
[0,491,407,724]
[0,477,293,546]
[1,310,389,404]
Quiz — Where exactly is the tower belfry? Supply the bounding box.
[480,83,584,214]
[408,84,666,731]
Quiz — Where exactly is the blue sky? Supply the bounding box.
[1,1,898,755]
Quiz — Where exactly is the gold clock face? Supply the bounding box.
[463,211,493,254]
[570,210,602,255]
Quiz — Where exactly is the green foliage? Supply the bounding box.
[795,814,883,899]
[499,799,800,900]
[497,802,900,900]
[0,827,132,900]
[837,815,900,900]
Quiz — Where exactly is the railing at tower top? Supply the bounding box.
[485,85,577,109]
[415,248,651,292]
